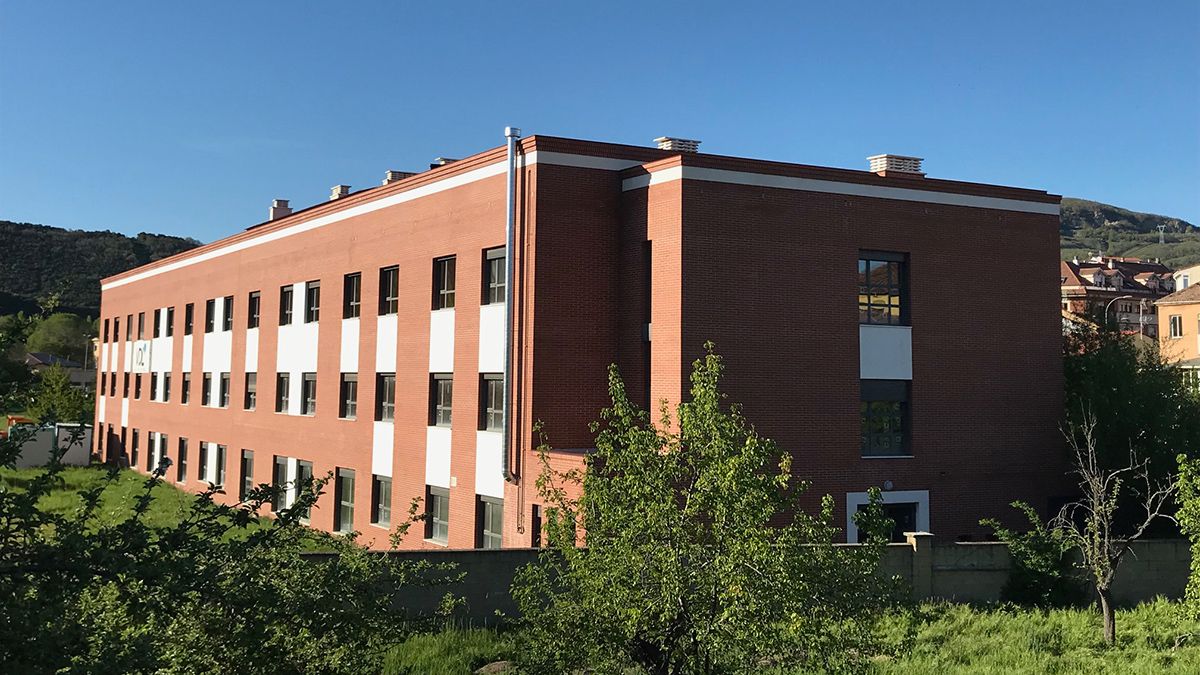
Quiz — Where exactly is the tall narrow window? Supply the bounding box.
[137,312,145,339]
[433,256,456,310]
[279,285,294,325]
[430,373,452,426]
[156,433,168,472]
[272,456,288,511]
[378,266,399,315]
[248,291,261,329]
[375,373,396,422]
[149,373,158,401]
[343,272,362,319]
[371,475,391,527]
[109,372,116,397]
[112,317,119,342]
[860,380,911,457]
[426,486,449,544]
[215,445,227,488]
[103,318,110,343]
[198,442,208,483]
[176,437,188,483]
[296,460,313,521]
[301,373,317,415]
[184,303,194,335]
[123,373,130,398]
[276,373,290,413]
[339,373,358,419]
[135,374,143,399]
[205,299,216,333]
[165,306,174,337]
[480,374,503,431]
[477,496,503,549]
[1170,315,1184,338]
[163,373,171,403]
[126,314,132,340]
[131,429,140,470]
[858,252,908,325]
[244,373,257,410]
[181,373,191,404]
[101,372,107,394]
[304,281,321,323]
[153,309,162,338]
[202,373,212,406]
[483,247,505,304]
[334,468,355,533]
[222,296,234,331]
[219,372,230,408]
[240,450,254,501]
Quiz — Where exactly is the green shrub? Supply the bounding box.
[982,501,1086,608]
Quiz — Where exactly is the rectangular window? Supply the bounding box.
[184,303,194,335]
[109,372,116,397]
[860,380,911,457]
[103,318,110,343]
[153,309,161,338]
[483,247,506,305]
[205,299,216,333]
[301,373,317,415]
[378,265,399,315]
[146,432,155,471]
[244,373,257,410]
[149,372,158,401]
[272,456,288,511]
[296,460,313,521]
[433,256,456,310]
[279,285,294,325]
[123,373,130,398]
[343,272,362,319]
[198,442,208,483]
[101,372,107,394]
[215,445,227,488]
[125,314,132,340]
[135,374,143,400]
[113,317,119,342]
[248,291,261,329]
[531,505,542,548]
[240,450,254,501]
[371,475,391,527]
[480,374,504,431]
[219,372,230,408]
[222,296,234,331]
[334,468,355,533]
[339,373,358,419]
[163,373,171,403]
[426,486,449,544]
[858,252,908,326]
[176,437,188,483]
[304,281,320,323]
[1170,314,1184,338]
[137,312,145,339]
[276,373,291,413]
[181,373,191,404]
[477,496,503,549]
[375,373,396,422]
[165,306,174,337]
[430,373,452,427]
[157,433,167,472]
[131,429,139,469]
[202,373,212,406]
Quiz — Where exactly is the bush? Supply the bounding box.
[982,501,1086,608]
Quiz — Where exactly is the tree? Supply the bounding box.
[0,314,36,414]
[27,363,92,424]
[0,429,452,673]
[1052,412,1176,645]
[512,346,902,674]
[25,312,93,363]
[982,502,1085,608]
[1177,454,1200,622]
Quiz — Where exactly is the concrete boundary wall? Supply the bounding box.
[304,537,1192,624]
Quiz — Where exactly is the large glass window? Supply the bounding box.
[248,291,261,329]
[433,256,456,310]
[858,252,908,325]
[301,373,317,415]
[430,374,452,426]
[426,486,449,544]
[222,296,233,331]
[477,496,503,549]
[276,373,290,413]
[204,299,215,333]
[177,437,188,483]
[279,285,294,325]
[184,304,194,335]
[339,373,358,419]
[244,372,257,410]
[304,281,321,323]
[334,468,355,533]
[480,374,503,431]
[860,380,910,457]
[375,373,395,422]
[343,273,361,319]
[240,449,254,501]
[379,266,399,315]
[483,247,505,304]
[372,475,391,527]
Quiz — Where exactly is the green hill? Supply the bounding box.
[0,221,200,318]
[1060,198,1200,268]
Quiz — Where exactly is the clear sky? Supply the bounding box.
[1,1,1197,243]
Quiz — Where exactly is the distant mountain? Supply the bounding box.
[0,221,200,317]
[1060,198,1200,269]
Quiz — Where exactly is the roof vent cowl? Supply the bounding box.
[655,136,701,153]
[329,185,351,200]
[868,154,925,177]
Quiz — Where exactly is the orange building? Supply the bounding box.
[1157,284,1200,390]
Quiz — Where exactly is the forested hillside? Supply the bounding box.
[1060,198,1200,268]
[0,221,199,317]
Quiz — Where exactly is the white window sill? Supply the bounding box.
[423,538,449,548]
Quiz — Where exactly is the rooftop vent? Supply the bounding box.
[329,185,351,200]
[382,170,417,185]
[654,137,701,153]
[430,157,459,169]
[268,199,292,221]
[867,154,924,176]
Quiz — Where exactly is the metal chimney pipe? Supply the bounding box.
[502,126,521,483]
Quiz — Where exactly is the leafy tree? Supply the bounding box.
[0,430,452,673]
[0,314,36,414]
[25,312,94,363]
[512,346,902,674]
[1178,454,1200,622]
[982,502,1085,608]
[27,363,92,423]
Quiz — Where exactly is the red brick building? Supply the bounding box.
[94,133,1065,547]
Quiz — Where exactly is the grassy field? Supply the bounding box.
[382,600,1200,674]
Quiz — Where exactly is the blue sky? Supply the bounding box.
[1,1,1197,242]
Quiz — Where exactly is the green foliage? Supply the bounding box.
[25,311,94,362]
[0,220,200,316]
[27,363,93,424]
[512,345,903,674]
[382,627,514,674]
[0,314,36,414]
[982,502,1085,608]
[1178,454,1200,622]
[1060,197,1200,269]
[0,433,450,674]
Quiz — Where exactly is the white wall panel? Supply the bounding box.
[245,328,259,372]
[201,331,232,374]
[100,343,108,371]
[98,395,106,423]
[372,422,394,478]
[181,335,193,372]
[150,337,172,373]
[475,431,504,499]
[123,342,133,373]
[375,315,398,373]
[859,325,913,380]
[425,426,452,489]
[120,399,129,428]
[340,319,359,373]
[478,304,505,373]
[428,310,455,373]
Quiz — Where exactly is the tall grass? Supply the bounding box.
[381,627,512,675]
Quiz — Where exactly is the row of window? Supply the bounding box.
[424,486,503,548]
[101,249,508,343]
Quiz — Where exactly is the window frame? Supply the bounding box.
[334,468,356,533]
[244,372,257,410]
[279,285,294,325]
[202,373,212,406]
[480,373,504,431]
[425,485,449,544]
[176,437,188,484]
[276,373,290,413]
[222,295,233,331]
[181,372,191,404]
[304,281,320,323]
[858,251,909,326]
[239,449,254,501]
[482,247,506,305]
[860,379,911,458]
[165,306,174,337]
[379,265,399,315]
[433,256,456,310]
[301,372,317,416]
[430,373,453,427]
[371,475,391,527]
[343,272,362,319]
[184,303,194,335]
[375,373,396,422]
[271,456,288,512]
[476,495,503,549]
[204,299,216,333]
[339,373,358,419]
[248,291,261,329]
[1170,314,1184,339]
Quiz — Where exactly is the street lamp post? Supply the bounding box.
[1105,294,1133,329]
